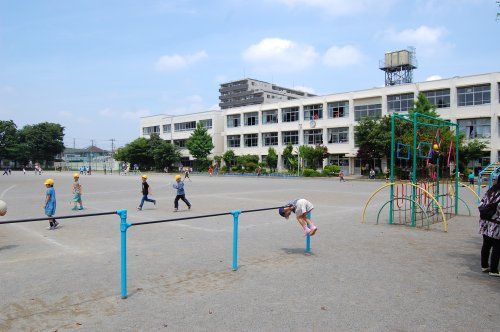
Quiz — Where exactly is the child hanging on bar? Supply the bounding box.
[71,173,84,210]
[137,175,156,210]
[173,174,191,212]
[278,198,317,236]
[43,178,59,230]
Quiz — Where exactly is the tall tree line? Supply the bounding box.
[0,120,65,166]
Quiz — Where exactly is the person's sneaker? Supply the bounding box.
[173,208,178,212]
[154,201,156,206]
[309,225,318,236]
[47,226,54,230]
[53,221,59,229]
[489,271,500,277]
[482,267,490,273]
[137,207,142,211]
[71,206,78,211]
[304,227,311,236]
[188,205,191,210]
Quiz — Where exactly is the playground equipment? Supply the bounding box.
[477,162,500,199]
[362,112,472,231]
[0,207,312,299]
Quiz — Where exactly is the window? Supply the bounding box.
[327,127,349,143]
[142,126,160,135]
[174,121,196,132]
[282,107,299,122]
[282,131,299,145]
[199,119,212,129]
[458,118,490,139]
[304,129,323,145]
[422,89,450,108]
[162,124,171,133]
[173,139,187,148]
[457,84,491,106]
[354,104,382,121]
[327,101,349,118]
[304,104,323,120]
[262,132,278,146]
[227,114,241,128]
[262,110,278,124]
[387,93,414,112]
[244,112,259,126]
[328,154,349,167]
[227,135,241,148]
[244,133,258,147]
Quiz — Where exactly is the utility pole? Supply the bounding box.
[73,138,76,149]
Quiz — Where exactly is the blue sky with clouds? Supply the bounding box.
[0,0,498,149]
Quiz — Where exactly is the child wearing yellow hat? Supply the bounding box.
[137,175,156,211]
[173,174,191,212]
[71,173,84,210]
[44,178,59,230]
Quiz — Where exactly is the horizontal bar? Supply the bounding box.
[0,211,118,225]
[130,211,233,227]
[240,206,282,213]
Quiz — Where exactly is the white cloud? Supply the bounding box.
[99,108,151,120]
[122,109,151,120]
[294,86,316,94]
[384,25,446,45]
[76,116,91,124]
[323,45,363,68]
[242,38,318,73]
[99,108,117,117]
[155,50,208,71]
[58,111,72,118]
[273,0,395,16]
[426,75,442,81]
[210,104,221,111]
[381,25,452,56]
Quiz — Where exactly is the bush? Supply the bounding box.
[231,166,240,173]
[303,168,323,177]
[323,164,341,176]
[220,166,228,174]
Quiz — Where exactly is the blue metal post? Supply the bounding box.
[117,209,130,299]
[231,210,241,271]
[305,211,311,253]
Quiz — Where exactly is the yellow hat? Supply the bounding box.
[141,175,148,179]
[44,179,54,185]
[175,174,181,180]
[73,173,80,178]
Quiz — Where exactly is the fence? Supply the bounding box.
[1,207,313,300]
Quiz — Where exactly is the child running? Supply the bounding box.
[43,178,59,230]
[137,175,156,210]
[278,198,317,236]
[71,173,84,210]
[173,174,191,212]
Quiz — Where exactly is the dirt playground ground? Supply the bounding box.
[0,172,498,331]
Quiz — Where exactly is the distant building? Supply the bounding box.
[62,146,110,162]
[219,78,315,110]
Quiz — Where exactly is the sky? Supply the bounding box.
[0,0,499,150]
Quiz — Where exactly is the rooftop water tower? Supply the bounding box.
[379,47,418,86]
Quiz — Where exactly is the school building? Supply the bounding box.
[140,72,500,174]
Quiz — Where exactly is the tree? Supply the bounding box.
[150,138,181,171]
[266,147,278,172]
[0,120,18,161]
[186,123,214,168]
[460,139,487,168]
[222,149,236,167]
[114,137,151,169]
[298,145,327,169]
[18,122,65,164]
[282,144,297,171]
[355,117,391,171]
